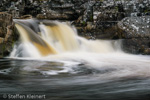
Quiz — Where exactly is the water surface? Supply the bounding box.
[1,53,150,100]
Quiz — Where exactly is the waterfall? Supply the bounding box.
[10,19,122,58]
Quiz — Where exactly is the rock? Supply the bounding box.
[144,48,150,55]
[118,16,150,54]
[86,22,93,30]
[75,0,126,39]
[36,0,86,20]
[36,13,72,20]
[0,0,150,19]
[0,12,16,57]
[19,15,32,19]
[122,38,150,54]
[0,37,4,43]
[118,16,150,39]
[0,12,12,35]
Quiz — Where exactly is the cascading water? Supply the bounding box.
[10,19,122,58]
[9,19,150,78]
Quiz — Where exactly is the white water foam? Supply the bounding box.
[8,19,150,79]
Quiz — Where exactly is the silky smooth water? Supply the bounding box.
[1,53,150,100]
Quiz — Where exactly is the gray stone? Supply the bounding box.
[118,16,150,39]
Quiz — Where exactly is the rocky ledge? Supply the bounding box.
[0,12,17,57]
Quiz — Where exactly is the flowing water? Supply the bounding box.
[0,19,150,100]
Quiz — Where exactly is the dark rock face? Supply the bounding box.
[118,16,150,54]
[0,0,88,20]
[0,12,16,57]
[75,0,150,40]
[122,38,150,55]
[75,1,126,39]
[36,0,88,20]
[0,0,150,21]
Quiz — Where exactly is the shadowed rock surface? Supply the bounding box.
[0,12,17,57]
[118,16,150,54]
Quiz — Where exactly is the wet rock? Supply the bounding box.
[36,12,73,20]
[75,0,126,39]
[119,16,150,54]
[0,0,150,19]
[36,14,46,19]
[0,37,4,43]
[122,38,150,54]
[74,0,150,40]
[19,15,32,19]
[118,16,150,39]
[144,48,150,55]
[0,12,16,57]
[36,0,85,20]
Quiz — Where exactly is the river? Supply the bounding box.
[0,19,150,100]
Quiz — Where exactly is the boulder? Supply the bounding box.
[0,12,16,57]
[118,16,150,54]
[118,16,150,39]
